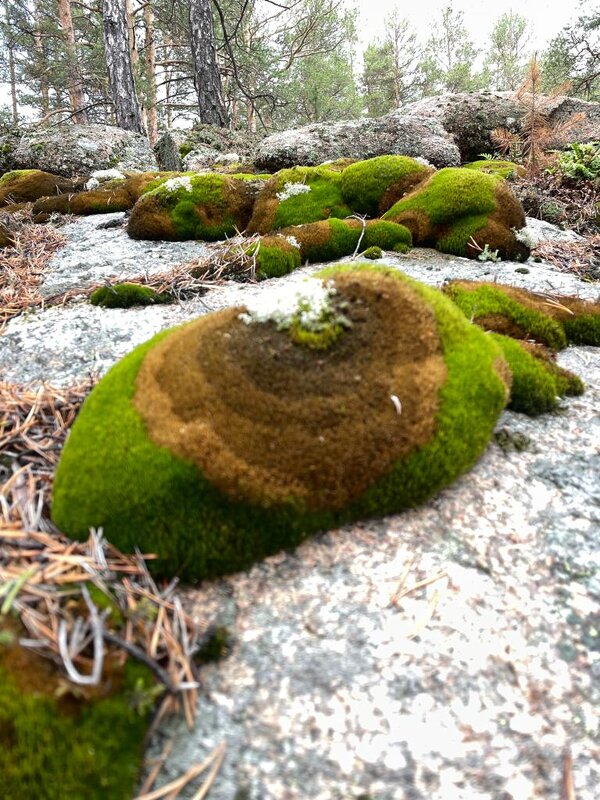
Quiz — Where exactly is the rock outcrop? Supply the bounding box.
[0,124,158,177]
[254,115,461,172]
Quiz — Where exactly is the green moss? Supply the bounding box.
[463,160,525,179]
[444,282,568,351]
[0,651,153,800]
[248,238,302,279]
[384,167,499,225]
[90,283,171,308]
[289,319,346,349]
[436,214,493,256]
[362,246,382,260]
[52,265,508,582]
[195,626,232,663]
[490,334,583,415]
[271,166,353,229]
[300,218,361,262]
[562,314,600,346]
[340,155,430,216]
[362,220,412,251]
[0,169,35,186]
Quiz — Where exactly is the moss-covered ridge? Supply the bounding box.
[240,218,412,279]
[51,265,509,581]
[340,155,433,216]
[0,169,80,206]
[0,615,153,799]
[463,160,526,179]
[383,167,529,260]
[444,280,600,348]
[127,172,257,241]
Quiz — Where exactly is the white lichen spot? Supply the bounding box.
[85,168,126,190]
[276,181,312,202]
[161,175,194,193]
[284,235,301,249]
[512,226,538,248]
[240,278,342,333]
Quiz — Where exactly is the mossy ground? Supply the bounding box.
[90,282,171,308]
[128,173,255,241]
[52,265,507,582]
[340,155,432,216]
[0,616,153,800]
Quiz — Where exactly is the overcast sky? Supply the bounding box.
[354,0,577,52]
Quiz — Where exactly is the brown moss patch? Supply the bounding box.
[127,194,178,240]
[246,174,280,234]
[0,171,79,207]
[133,271,447,512]
[32,173,160,219]
[378,167,435,214]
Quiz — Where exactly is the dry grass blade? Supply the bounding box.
[561,746,576,800]
[139,739,175,796]
[133,742,226,800]
[0,211,67,329]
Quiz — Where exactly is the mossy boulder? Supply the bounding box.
[247,165,353,234]
[127,173,256,241]
[463,160,526,179]
[490,335,584,416]
[52,265,509,581]
[0,169,79,206]
[444,281,600,349]
[0,616,153,799]
[32,171,165,218]
[239,218,412,279]
[340,155,433,216]
[90,282,171,308]
[383,167,529,260]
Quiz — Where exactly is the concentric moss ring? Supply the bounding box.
[52,266,510,581]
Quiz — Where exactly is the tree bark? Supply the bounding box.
[102,0,145,134]
[189,0,226,126]
[143,0,158,144]
[57,0,88,123]
[33,2,50,121]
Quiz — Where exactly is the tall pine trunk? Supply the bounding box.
[34,2,50,121]
[57,0,88,123]
[102,0,145,134]
[189,0,226,126]
[143,1,158,145]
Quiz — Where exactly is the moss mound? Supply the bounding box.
[340,155,433,216]
[33,172,167,219]
[383,167,529,260]
[52,265,509,581]
[0,169,79,207]
[127,173,255,241]
[444,280,600,348]
[247,166,352,234]
[490,335,584,415]
[242,235,303,279]
[362,246,383,260]
[0,616,153,799]
[463,160,526,179]
[90,282,171,308]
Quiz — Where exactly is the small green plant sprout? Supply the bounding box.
[479,153,495,161]
[554,142,600,181]
[239,277,351,349]
[470,239,501,263]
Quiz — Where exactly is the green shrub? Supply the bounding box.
[554,142,600,181]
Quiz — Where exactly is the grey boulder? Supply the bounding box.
[253,114,460,171]
[0,124,158,177]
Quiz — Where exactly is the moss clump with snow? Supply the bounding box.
[127,173,256,241]
[340,155,433,216]
[0,617,154,800]
[247,165,352,234]
[445,281,600,349]
[383,167,530,260]
[0,169,79,207]
[51,265,509,581]
[90,282,171,308]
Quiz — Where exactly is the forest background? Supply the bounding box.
[0,0,598,144]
